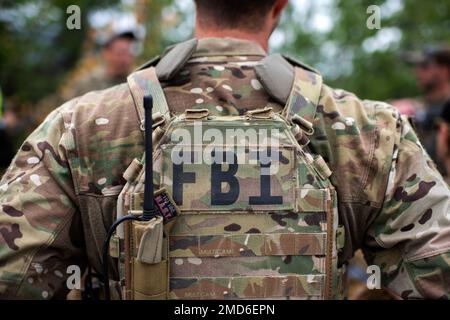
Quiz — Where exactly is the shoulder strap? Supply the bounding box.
[134,38,198,76]
[283,66,323,124]
[127,67,170,125]
[282,54,320,75]
[134,55,161,73]
[255,53,323,124]
[127,38,199,125]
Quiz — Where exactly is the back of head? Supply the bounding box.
[194,0,277,31]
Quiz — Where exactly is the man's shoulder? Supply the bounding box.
[55,81,144,195]
[320,84,399,122]
[318,84,401,145]
[309,83,407,258]
[58,81,136,123]
[313,84,401,206]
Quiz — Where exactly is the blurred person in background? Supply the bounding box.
[437,100,450,184]
[392,48,450,176]
[414,48,450,175]
[0,87,16,176]
[33,29,140,126]
[328,47,450,301]
[415,48,450,175]
[64,30,138,99]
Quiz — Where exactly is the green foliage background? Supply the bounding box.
[0,0,449,105]
[279,0,450,100]
[0,0,120,103]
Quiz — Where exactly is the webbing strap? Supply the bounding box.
[283,67,323,124]
[169,274,325,299]
[127,67,170,126]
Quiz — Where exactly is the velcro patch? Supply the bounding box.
[154,188,180,223]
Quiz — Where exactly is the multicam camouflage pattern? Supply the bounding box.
[0,37,449,299]
[168,233,327,257]
[121,107,340,299]
[64,66,127,101]
[118,61,341,300]
[169,275,325,300]
[0,77,143,299]
[366,116,450,299]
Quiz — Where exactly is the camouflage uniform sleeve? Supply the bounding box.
[0,101,86,299]
[365,113,450,299]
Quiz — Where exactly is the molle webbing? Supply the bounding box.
[127,67,170,128]
[121,55,342,300]
[254,53,323,124]
[283,67,323,124]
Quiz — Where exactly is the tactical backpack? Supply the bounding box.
[103,40,346,300]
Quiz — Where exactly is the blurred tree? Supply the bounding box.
[137,0,195,63]
[138,0,173,62]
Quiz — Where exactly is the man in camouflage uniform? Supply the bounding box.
[0,0,449,299]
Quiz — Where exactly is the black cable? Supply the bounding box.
[82,266,94,300]
[101,95,159,300]
[102,214,142,300]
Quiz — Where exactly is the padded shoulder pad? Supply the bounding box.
[134,55,161,72]
[255,53,322,107]
[156,38,198,81]
[282,54,320,74]
[134,39,198,80]
[254,53,295,105]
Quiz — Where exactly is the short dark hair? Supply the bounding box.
[420,48,450,77]
[194,0,277,30]
[442,100,450,124]
[431,49,450,81]
[430,49,450,68]
[442,100,450,153]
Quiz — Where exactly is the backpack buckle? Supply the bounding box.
[184,109,210,120]
[245,107,274,119]
[291,114,314,135]
[140,112,166,131]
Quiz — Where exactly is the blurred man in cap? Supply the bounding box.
[437,100,450,183]
[414,47,450,174]
[415,48,450,106]
[65,30,138,99]
[0,88,15,175]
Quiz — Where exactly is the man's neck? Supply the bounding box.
[195,28,270,52]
